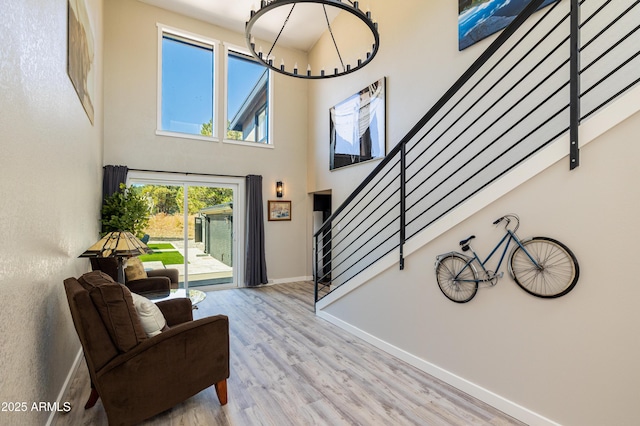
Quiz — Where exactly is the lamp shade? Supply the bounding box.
[79,231,151,258]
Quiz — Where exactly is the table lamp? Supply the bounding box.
[79,231,151,283]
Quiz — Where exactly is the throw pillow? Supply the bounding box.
[130,292,168,337]
[79,271,147,352]
[125,257,147,282]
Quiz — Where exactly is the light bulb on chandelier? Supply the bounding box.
[245,0,380,79]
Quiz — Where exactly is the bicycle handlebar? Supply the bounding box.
[493,214,520,232]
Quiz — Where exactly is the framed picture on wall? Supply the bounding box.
[268,200,291,221]
[330,77,386,170]
[67,0,95,124]
[458,0,558,50]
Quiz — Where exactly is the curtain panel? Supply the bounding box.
[245,175,268,286]
[102,165,128,202]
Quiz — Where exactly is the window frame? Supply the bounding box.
[255,104,268,143]
[223,43,274,149]
[156,23,221,142]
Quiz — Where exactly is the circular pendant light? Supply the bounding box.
[245,0,380,79]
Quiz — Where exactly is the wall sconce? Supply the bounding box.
[276,181,284,198]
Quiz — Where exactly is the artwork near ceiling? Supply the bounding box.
[330,78,386,171]
[67,0,95,124]
[458,0,558,50]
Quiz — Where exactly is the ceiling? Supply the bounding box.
[140,0,341,52]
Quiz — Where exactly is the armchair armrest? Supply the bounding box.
[126,276,171,294]
[147,268,179,288]
[156,298,193,326]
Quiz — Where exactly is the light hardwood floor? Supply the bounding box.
[54,281,524,425]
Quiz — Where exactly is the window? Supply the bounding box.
[226,48,270,144]
[156,27,272,146]
[128,171,245,290]
[158,26,217,139]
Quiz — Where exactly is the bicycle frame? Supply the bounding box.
[450,230,540,284]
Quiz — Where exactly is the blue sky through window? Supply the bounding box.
[161,34,268,138]
[161,36,214,135]
[227,52,266,121]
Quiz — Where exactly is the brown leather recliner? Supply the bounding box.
[64,271,229,425]
[89,257,179,292]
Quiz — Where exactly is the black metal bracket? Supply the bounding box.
[569,0,580,169]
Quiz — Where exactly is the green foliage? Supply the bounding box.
[176,186,233,214]
[201,119,213,136]
[123,182,233,220]
[138,251,185,266]
[146,243,175,250]
[101,184,151,238]
[200,119,243,140]
[140,185,180,215]
[226,123,243,141]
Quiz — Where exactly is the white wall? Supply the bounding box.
[322,110,640,425]
[0,0,104,423]
[307,1,640,424]
[103,0,310,282]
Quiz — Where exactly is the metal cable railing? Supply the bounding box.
[315,0,640,303]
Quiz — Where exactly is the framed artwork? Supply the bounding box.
[268,200,291,221]
[330,78,386,170]
[458,0,558,50]
[67,0,95,124]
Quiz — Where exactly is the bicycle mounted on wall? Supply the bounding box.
[435,214,579,303]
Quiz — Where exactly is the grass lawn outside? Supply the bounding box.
[147,243,176,250]
[139,251,185,266]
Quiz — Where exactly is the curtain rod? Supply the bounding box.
[127,168,246,179]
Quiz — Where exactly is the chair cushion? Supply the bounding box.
[125,257,148,281]
[78,271,147,352]
[130,292,168,337]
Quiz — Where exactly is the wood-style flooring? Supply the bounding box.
[54,281,524,425]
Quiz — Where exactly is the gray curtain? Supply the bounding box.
[102,165,128,202]
[246,175,268,286]
[101,165,128,233]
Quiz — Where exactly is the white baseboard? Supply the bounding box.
[268,276,313,285]
[316,310,561,426]
[46,348,83,426]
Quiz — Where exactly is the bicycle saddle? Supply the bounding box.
[459,235,475,246]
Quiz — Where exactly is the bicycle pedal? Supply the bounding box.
[498,272,504,278]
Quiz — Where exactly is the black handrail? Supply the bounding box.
[314,0,640,303]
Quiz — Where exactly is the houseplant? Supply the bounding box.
[101,183,151,238]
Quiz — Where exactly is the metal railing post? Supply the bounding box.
[314,232,319,304]
[570,0,580,169]
[399,142,406,270]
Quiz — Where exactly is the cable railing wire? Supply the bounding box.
[314,0,640,303]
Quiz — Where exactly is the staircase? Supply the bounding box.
[314,0,640,305]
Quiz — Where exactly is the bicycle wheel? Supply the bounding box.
[509,237,579,298]
[435,254,478,303]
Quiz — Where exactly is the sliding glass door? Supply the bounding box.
[128,172,243,290]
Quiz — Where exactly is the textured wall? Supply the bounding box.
[0,0,103,423]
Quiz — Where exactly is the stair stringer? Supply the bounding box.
[316,83,640,313]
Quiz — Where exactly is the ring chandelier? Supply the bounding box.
[245,0,380,79]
